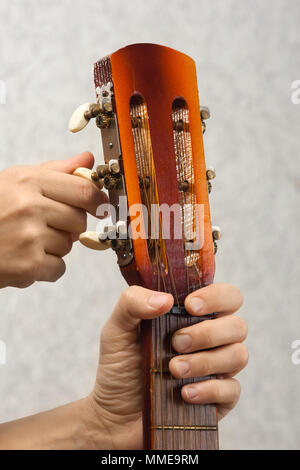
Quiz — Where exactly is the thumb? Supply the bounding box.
[100,286,173,355]
[40,151,94,173]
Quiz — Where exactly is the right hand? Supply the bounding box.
[0,152,108,288]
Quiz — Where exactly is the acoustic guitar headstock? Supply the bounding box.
[69,43,221,305]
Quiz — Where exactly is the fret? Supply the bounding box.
[142,312,219,450]
[150,368,169,374]
[152,425,218,431]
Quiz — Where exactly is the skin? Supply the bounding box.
[0,151,108,288]
[0,284,248,449]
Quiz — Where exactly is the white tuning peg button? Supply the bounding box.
[72,167,104,189]
[69,103,92,133]
[73,167,93,180]
[79,231,112,250]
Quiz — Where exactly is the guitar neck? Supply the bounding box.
[141,312,219,450]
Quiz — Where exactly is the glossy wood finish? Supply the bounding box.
[94,44,218,450]
[110,44,215,296]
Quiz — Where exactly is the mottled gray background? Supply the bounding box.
[0,0,299,450]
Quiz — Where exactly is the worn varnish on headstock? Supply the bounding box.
[69,43,221,450]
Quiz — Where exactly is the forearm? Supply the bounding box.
[0,397,111,450]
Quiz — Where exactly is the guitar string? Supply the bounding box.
[175,103,203,449]
[180,107,196,450]
[141,104,164,449]
[174,107,187,449]
[132,99,206,449]
[131,103,161,447]
[178,108,192,449]
[182,110,198,450]
[136,101,167,449]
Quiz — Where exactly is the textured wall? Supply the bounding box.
[0,0,299,450]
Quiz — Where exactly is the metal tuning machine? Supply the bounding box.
[212,226,222,254]
[206,166,216,194]
[69,82,133,267]
[200,105,210,134]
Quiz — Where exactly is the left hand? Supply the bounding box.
[0,283,247,450]
[86,283,248,449]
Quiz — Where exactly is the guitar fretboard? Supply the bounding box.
[142,312,218,450]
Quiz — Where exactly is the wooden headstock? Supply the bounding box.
[69,43,221,450]
[69,43,220,303]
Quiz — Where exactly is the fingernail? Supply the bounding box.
[189,297,205,314]
[175,361,190,377]
[148,292,170,309]
[173,334,192,352]
[185,386,198,400]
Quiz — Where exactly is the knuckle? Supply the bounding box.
[198,353,210,377]
[218,283,244,310]
[17,194,43,219]
[78,210,87,232]
[233,316,248,341]
[22,224,43,246]
[120,285,141,305]
[13,280,34,289]
[231,379,241,402]
[120,287,133,305]
[212,380,223,402]
[57,259,66,280]
[50,259,66,282]
[233,343,249,368]
[230,285,244,309]
[16,258,37,284]
[79,181,96,208]
[63,234,73,255]
[201,322,214,348]
[7,165,29,181]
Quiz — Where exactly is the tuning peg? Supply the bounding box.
[69,102,112,133]
[72,167,104,189]
[212,226,222,241]
[79,231,112,250]
[200,106,211,120]
[200,106,210,134]
[206,166,216,180]
[212,226,221,255]
[69,103,94,133]
[206,167,216,194]
[99,225,117,241]
[79,223,128,252]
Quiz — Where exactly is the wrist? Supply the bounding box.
[79,394,114,450]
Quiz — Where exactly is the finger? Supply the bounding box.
[44,228,73,257]
[71,233,79,242]
[36,254,66,282]
[44,197,87,233]
[184,283,243,317]
[100,287,173,359]
[40,152,94,173]
[181,378,241,411]
[110,286,174,334]
[169,343,249,379]
[172,315,248,353]
[38,169,109,216]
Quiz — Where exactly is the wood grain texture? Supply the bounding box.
[94,44,218,450]
[141,314,218,450]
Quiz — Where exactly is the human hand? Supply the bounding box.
[0,152,108,288]
[85,283,247,449]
